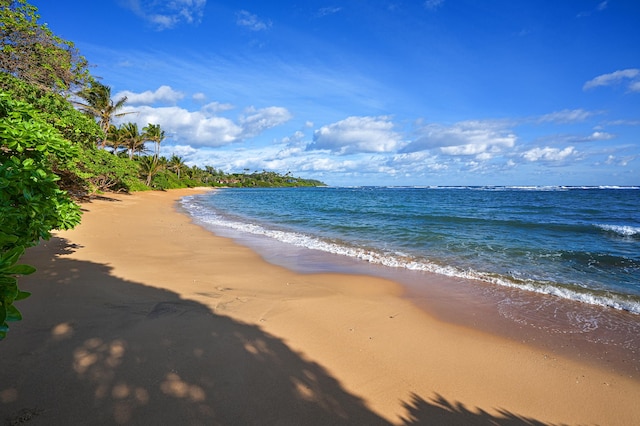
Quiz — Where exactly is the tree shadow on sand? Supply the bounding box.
[1,238,554,426]
[400,393,565,426]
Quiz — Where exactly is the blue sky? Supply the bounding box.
[34,0,639,186]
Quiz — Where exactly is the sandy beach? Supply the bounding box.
[2,188,639,425]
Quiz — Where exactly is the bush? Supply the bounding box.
[0,93,82,339]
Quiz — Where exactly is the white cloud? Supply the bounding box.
[163,144,197,158]
[192,92,207,102]
[119,105,242,146]
[310,116,403,155]
[121,0,206,30]
[584,131,615,141]
[114,102,291,147]
[389,151,447,173]
[537,109,595,123]
[522,146,576,162]
[605,119,640,126]
[202,101,235,114]
[403,120,516,159]
[605,154,636,167]
[239,106,293,138]
[279,130,306,146]
[583,69,640,91]
[236,10,272,31]
[318,7,342,17]
[115,85,184,105]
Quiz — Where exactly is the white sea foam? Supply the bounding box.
[180,196,640,315]
[596,224,640,237]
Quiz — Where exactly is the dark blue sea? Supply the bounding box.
[180,186,640,316]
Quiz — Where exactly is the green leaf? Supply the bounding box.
[0,279,18,300]
[0,246,25,267]
[0,234,18,246]
[15,290,31,301]
[0,276,18,287]
[5,304,22,322]
[5,264,36,275]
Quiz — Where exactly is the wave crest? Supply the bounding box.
[596,224,640,237]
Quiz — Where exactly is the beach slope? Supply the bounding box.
[1,189,638,425]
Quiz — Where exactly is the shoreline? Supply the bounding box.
[2,188,639,425]
[183,192,640,380]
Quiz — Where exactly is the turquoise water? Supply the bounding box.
[180,186,640,314]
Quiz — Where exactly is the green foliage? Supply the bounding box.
[221,170,326,188]
[0,93,81,244]
[0,0,90,92]
[71,147,142,193]
[0,240,33,340]
[0,73,102,148]
[0,92,82,338]
[149,168,189,190]
[75,80,132,137]
[137,154,163,186]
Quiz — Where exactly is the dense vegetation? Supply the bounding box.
[0,0,323,339]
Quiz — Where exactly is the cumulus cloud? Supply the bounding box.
[163,144,197,158]
[118,105,242,146]
[202,101,235,114]
[522,146,577,162]
[115,103,291,147]
[115,85,184,105]
[239,106,293,138]
[583,131,615,141]
[402,120,516,159]
[236,10,272,31]
[583,69,640,91]
[310,116,403,155]
[120,0,206,30]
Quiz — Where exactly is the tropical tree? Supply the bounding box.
[102,124,124,155]
[119,122,146,160]
[142,123,165,159]
[0,0,90,92]
[75,81,133,146]
[168,154,186,179]
[138,155,163,186]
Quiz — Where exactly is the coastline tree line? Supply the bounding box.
[0,0,324,339]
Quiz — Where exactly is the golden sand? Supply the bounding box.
[1,188,638,425]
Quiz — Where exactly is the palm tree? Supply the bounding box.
[168,154,186,179]
[120,122,146,160]
[76,81,135,147]
[142,123,165,160]
[104,124,125,155]
[138,155,164,186]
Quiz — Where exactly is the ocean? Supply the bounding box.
[179,186,640,356]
